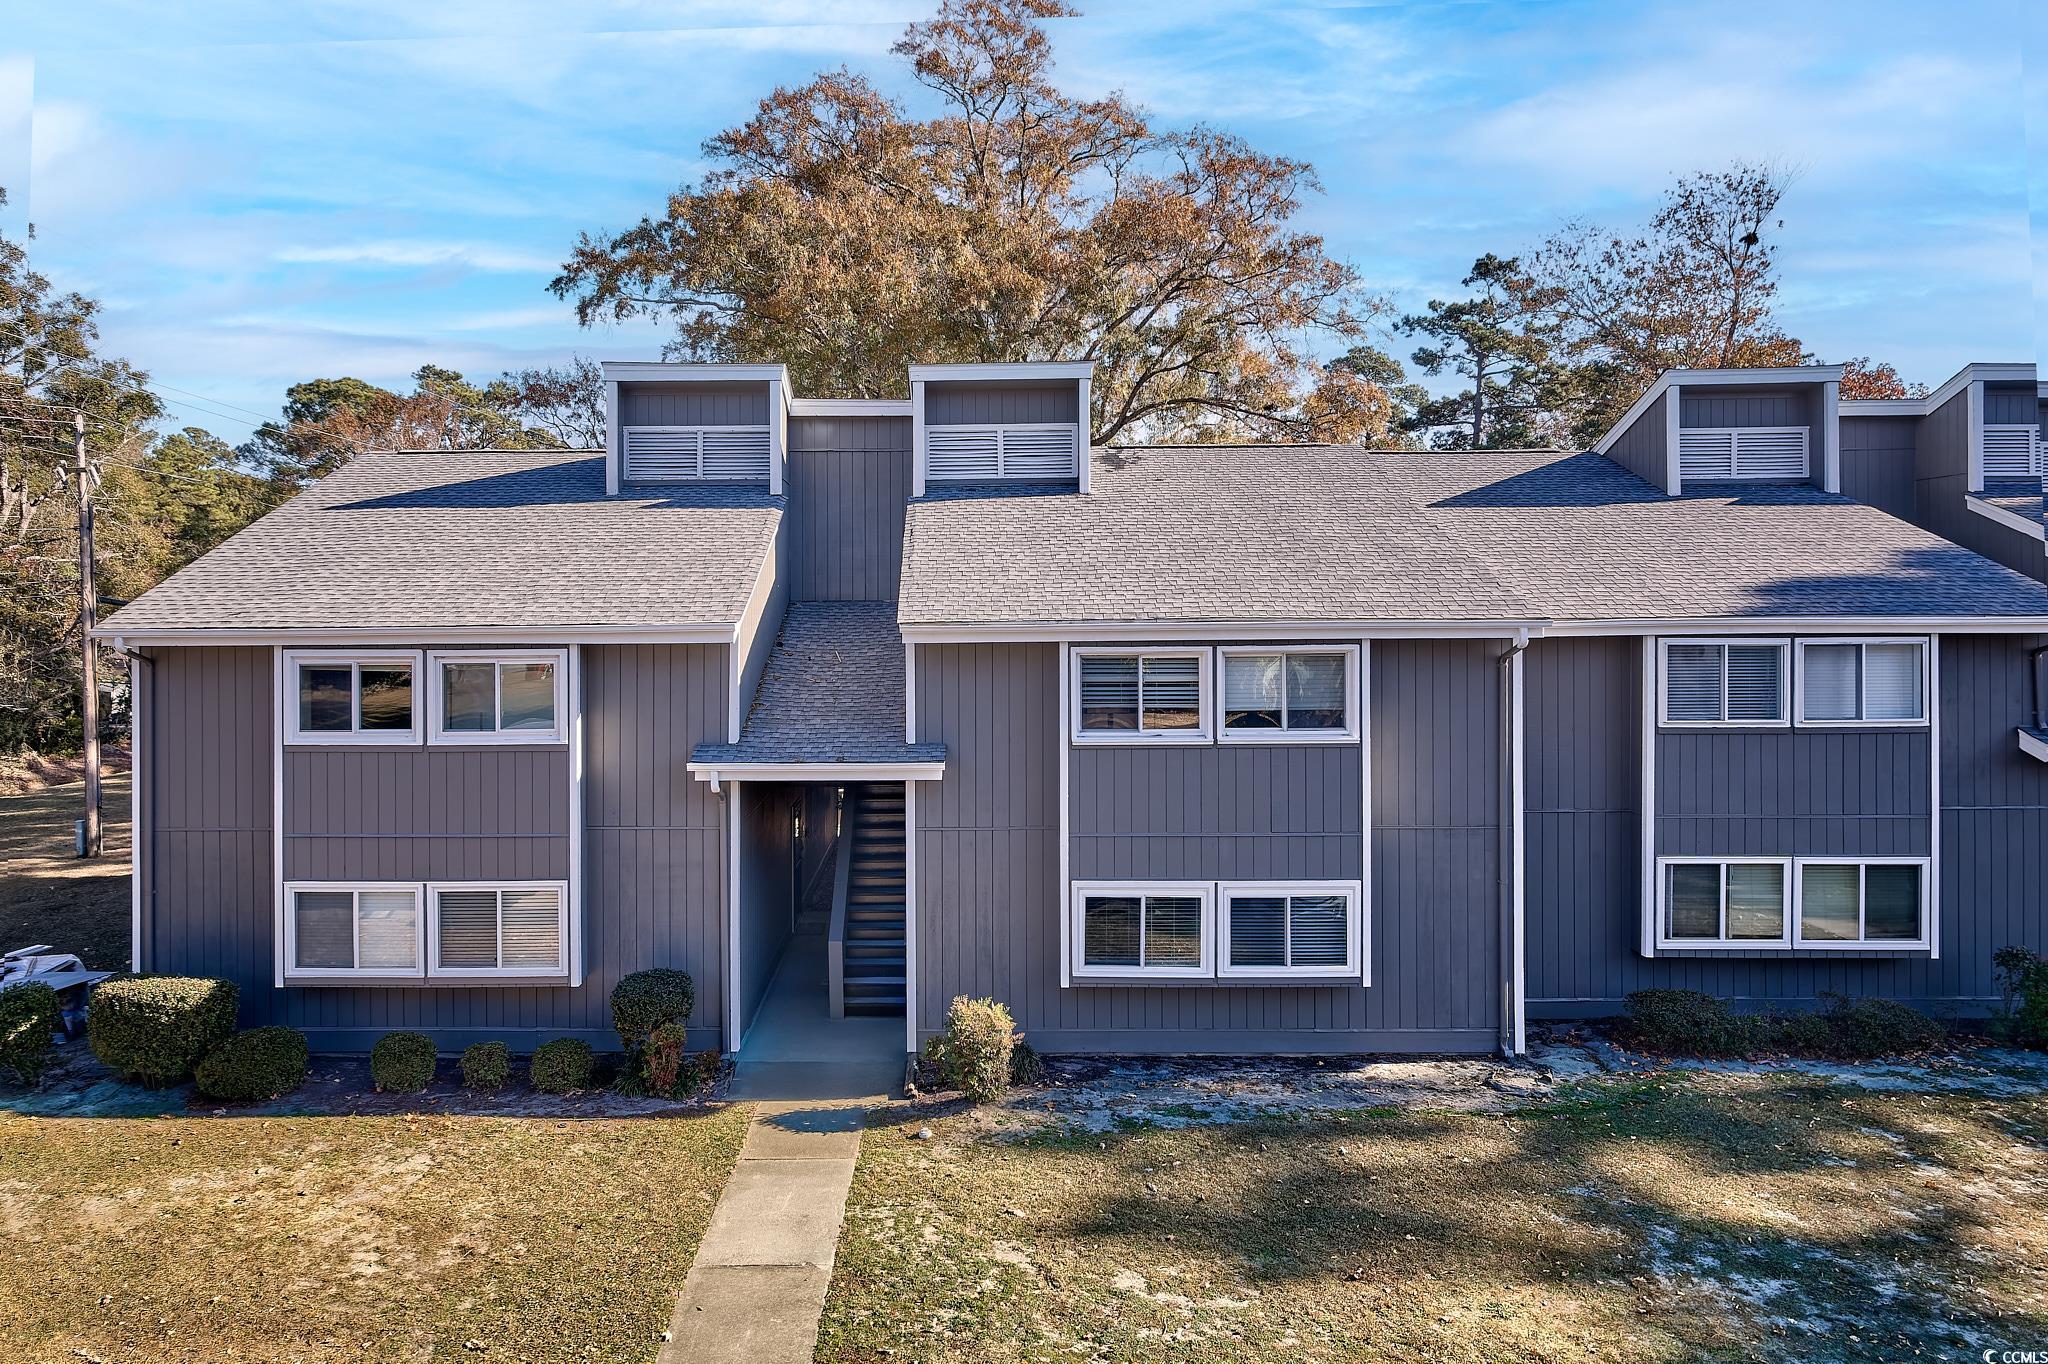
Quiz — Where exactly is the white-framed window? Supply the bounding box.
[1658,638,1789,727]
[427,881,569,976]
[1794,858,1930,949]
[1217,881,1364,978]
[1071,648,1212,743]
[283,882,425,979]
[1655,858,1792,949]
[282,650,423,745]
[1070,882,1214,978]
[1678,426,1809,482]
[426,650,568,744]
[1795,638,1928,726]
[1218,647,1361,743]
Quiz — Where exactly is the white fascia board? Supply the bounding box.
[1594,365,1846,456]
[601,361,790,385]
[1867,361,2044,419]
[787,397,914,417]
[1966,496,2048,542]
[897,618,1549,643]
[2019,728,2048,763]
[97,623,735,647]
[686,760,947,785]
[1547,615,2048,637]
[1838,399,1929,417]
[907,361,1095,382]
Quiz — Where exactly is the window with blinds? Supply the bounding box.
[1220,885,1358,976]
[1796,860,1927,946]
[1660,640,1789,725]
[925,423,1080,482]
[429,884,567,975]
[1074,649,1210,740]
[1982,425,2045,479]
[1658,860,1789,947]
[1075,887,1211,976]
[1071,880,1364,981]
[286,885,423,978]
[1677,426,1810,482]
[1797,640,1926,724]
[622,426,771,481]
[1220,647,1358,739]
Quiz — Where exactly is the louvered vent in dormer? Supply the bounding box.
[1983,425,2045,479]
[924,423,1079,483]
[622,426,772,481]
[1677,426,1809,483]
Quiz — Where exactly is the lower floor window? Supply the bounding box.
[283,880,568,981]
[1072,880,1365,981]
[1657,857,1927,949]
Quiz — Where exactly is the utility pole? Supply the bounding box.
[75,409,103,859]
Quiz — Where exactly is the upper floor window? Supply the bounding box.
[427,651,567,744]
[1659,639,1789,727]
[1219,647,1360,742]
[1796,639,1927,726]
[1072,648,1210,742]
[283,651,421,745]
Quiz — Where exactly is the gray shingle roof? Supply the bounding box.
[100,449,781,634]
[692,602,946,766]
[898,446,1537,626]
[1976,480,2047,532]
[899,446,2048,626]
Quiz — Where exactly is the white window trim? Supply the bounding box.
[1069,647,1214,744]
[1793,637,1930,728]
[1069,881,1215,979]
[281,881,426,981]
[425,880,572,978]
[1216,880,1365,979]
[1653,857,1793,950]
[1792,857,1933,952]
[280,649,424,746]
[425,649,569,745]
[1656,636,1791,729]
[1216,645,1363,744]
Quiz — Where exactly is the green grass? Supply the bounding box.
[0,1106,749,1363]
[0,775,132,970]
[819,1078,2048,1363]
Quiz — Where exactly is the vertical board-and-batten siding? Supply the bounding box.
[1907,385,2047,580]
[1654,730,1932,858]
[1605,389,1669,491]
[1983,384,2037,426]
[785,415,911,602]
[617,381,770,427]
[1524,634,2048,1014]
[1839,415,1919,520]
[282,748,569,881]
[922,381,1079,425]
[140,643,732,1051]
[911,639,1501,1054]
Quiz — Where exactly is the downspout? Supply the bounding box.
[2029,643,2048,732]
[1496,632,1530,1058]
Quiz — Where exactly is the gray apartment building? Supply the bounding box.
[97,358,2048,1058]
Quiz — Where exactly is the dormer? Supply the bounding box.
[600,362,789,496]
[1838,361,2040,492]
[909,362,1094,495]
[1595,366,1843,496]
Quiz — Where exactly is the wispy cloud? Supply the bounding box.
[274,239,564,273]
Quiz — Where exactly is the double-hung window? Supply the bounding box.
[1795,860,1928,948]
[1071,883,1212,977]
[1657,859,1791,948]
[1219,647,1360,741]
[285,884,425,978]
[1218,882,1362,977]
[283,651,421,744]
[1072,649,1210,741]
[428,882,569,975]
[1659,639,1789,726]
[427,650,567,744]
[1796,639,1927,725]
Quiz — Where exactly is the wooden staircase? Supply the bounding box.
[830,784,906,1017]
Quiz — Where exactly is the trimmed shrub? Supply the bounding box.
[611,970,696,1052]
[0,982,62,1083]
[1994,946,2048,1049]
[369,1031,437,1093]
[88,976,238,1085]
[194,1027,309,1102]
[939,996,1019,1104]
[1798,995,1946,1061]
[461,1041,511,1092]
[530,1038,595,1094]
[1621,989,1754,1057]
[645,1021,688,1097]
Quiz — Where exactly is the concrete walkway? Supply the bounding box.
[660,933,902,1362]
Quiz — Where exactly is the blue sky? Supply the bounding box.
[3,0,2038,443]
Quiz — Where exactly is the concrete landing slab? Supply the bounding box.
[729,1058,900,1102]
[662,1262,832,1364]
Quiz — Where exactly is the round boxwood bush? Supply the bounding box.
[461,1041,511,1092]
[610,969,695,1051]
[194,1027,309,1102]
[0,982,63,1083]
[529,1038,595,1094]
[369,1031,438,1093]
[88,975,239,1085]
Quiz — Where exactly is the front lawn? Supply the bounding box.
[820,1077,2048,1362]
[0,1106,749,1363]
